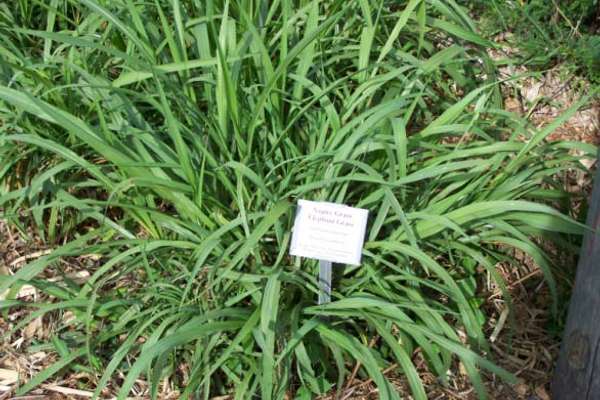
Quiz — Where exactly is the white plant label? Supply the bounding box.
[290,200,369,265]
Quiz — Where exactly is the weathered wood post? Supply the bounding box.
[553,158,600,399]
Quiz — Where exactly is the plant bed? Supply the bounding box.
[0,1,597,399]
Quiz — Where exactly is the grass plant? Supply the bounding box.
[0,1,596,399]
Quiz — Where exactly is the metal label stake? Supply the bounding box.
[290,200,369,306]
[318,260,332,305]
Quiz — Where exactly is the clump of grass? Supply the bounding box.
[0,1,595,399]
[463,0,600,83]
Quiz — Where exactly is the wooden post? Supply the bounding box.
[553,160,600,399]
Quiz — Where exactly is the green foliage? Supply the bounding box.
[0,1,595,399]
[575,35,600,81]
[462,0,600,82]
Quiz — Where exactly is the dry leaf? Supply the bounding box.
[62,311,76,325]
[31,351,47,361]
[535,385,551,400]
[9,249,53,267]
[43,385,93,398]
[0,384,12,393]
[23,316,43,339]
[523,81,543,103]
[0,265,10,301]
[16,285,37,299]
[514,380,529,397]
[458,362,468,377]
[580,157,596,170]
[0,368,18,385]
